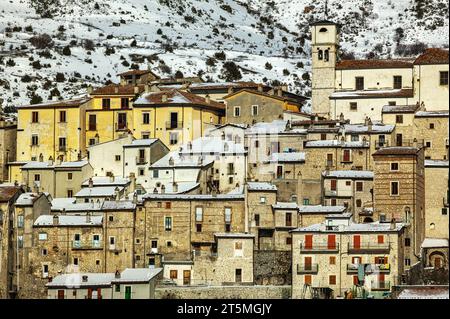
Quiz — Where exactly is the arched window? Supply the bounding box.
[319,27,328,33]
[324,49,329,62]
[318,50,323,60]
[363,217,373,223]
[430,223,435,230]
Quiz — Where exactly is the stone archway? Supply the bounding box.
[428,251,447,269]
[363,217,373,223]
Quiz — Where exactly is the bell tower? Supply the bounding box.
[310,20,338,118]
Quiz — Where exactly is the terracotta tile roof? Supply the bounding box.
[223,89,301,105]
[117,69,159,77]
[134,89,225,111]
[336,59,413,70]
[373,147,420,156]
[17,96,91,109]
[382,104,419,113]
[188,81,267,91]
[330,88,413,99]
[0,186,21,202]
[414,48,449,65]
[91,84,145,96]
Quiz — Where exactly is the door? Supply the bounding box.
[435,257,442,268]
[125,286,132,299]
[396,134,402,146]
[304,235,313,250]
[327,153,333,167]
[235,269,242,283]
[327,234,336,249]
[353,235,361,250]
[276,166,283,179]
[118,113,127,130]
[330,179,337,191]
[304,257,312,271]
[170,112,178,128]
[378,273,385,289]
[57,290,64,299]
[87,288,92,299]
[139,149,146,163]
[97,288,102,299]
[183,270,191,285]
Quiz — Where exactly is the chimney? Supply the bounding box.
[228,87,234,94]
[144,84,149,93]
[211,188,217,197]
[314,113,318,121]
[153,187,158,194]
[52,95,59,101]
[114,187,120,201]
[198,156,203,165]
[134,86,139,94]
[33,182,39,194]
[88,177,93,188]
[94,133,100,144]
[223,142,229,152]
[187,141,192,150]
[82,275,88,282]
[390,218,396,230]
[205,94,211,104]
[132,192,138,204]
[257,84,263,92]
[168,157,174,166]
[87,85,93,94]
[420,101,426,111]
[48,156,54,166]
[277,87,283,97]
[86,213,91,223]
[110,174,115,183]
[77,152,82,161]
[172,182,178,193]
[160,184,165,194]
[367,118,373,131]
[221,132,225,140]
[162,93,168,102]
[115,270,121,279]
[114,86,119,94]
[53,215,59,226]
[56,156,62,166]
[364,116,369,126]
[129,173,136,193]
[339,113,345,123]
[61,208,66,215]
[39,153,44,162]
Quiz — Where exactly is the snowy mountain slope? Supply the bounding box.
[0,0,448,109]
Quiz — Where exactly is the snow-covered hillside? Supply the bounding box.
[0,0,448,109]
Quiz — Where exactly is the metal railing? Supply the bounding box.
[58,146,67,152]
[371,281,391,291]
[324,190,337,197]
[346,263,390,273]
[165,121,183,130]
[136,157,147,165]
[300,243,340,253]
[72,240,102,249]
[348,242,390,253]
[297,263,319,274]
[115,122,128,131]
[374,140,389,149]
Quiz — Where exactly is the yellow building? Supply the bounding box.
[16,97,90,163]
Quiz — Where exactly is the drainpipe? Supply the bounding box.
[244,183,249,233]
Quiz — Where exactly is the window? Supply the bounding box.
[260,196,266,204]
[42,249,47,256]
[429,123,435,129]
[377,235,384,244]
[170,270,178,279]
[329,275,336,285]
[355,77,364,90]
[225,207,232,224]
[17,215,24,228]
[115,284,120,292]
[138,168,145,176]
[234,242,243,257]
[108,216,114,222]
[31,135,39,146]
[151,240,157,249]
[59,137,66,151]
[34,174,40,182]
[143,112,150,124]
[17,235,23,248]
[142,133,150,139]
[115,155,121,161]
[165,202,171,209]
[235,269,242,282]
[165,217,172,231]
[38,233,47,241]
[405,238,411,247]
[330,179,337,191]
[405,258,411,266]
[196,224,202,232]
[32,111,39,123]
[324,49,329,62]
[102,98,111,109]
[59,111,66,122]
[285,213,292,227]
[391,182,399,196]
[252,105,258,116]
[234,106,240,117]
[255,214,260,226]
[318,50,323,60]
[440,71,449,85]
[169,132,178,145]
[393,76,402,89]
[303,198,310,205]
[426,141,431,148]
[121,98,129,109]
[350,102,357,111]
[195,207,203,222]
[356,182,363,192]
[345,181,351,186]
[67,173,73,180]
[356,199,362,207]
[342,149,351,162]
[89,114,96,131]
[89,138,96,146]
[331,199,337,206]
[396,115,403,124]
[391,163,399,171]
[442,208,448,215]
[388,101,396,106]
[42,265,49,278]
[321,133,327,140]
[329,256,336,265]
[351,135,359,142]
[286,237,292,245]
[254,140,259,148]
[73,258,79,266]
[153,170,159,178]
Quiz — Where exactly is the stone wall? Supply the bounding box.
[254,250,291,285]
[156,285,291,299]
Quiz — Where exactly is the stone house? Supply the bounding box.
[373,146,425,269]
[117,69,160,86]
[291,213,406,299]
[0,118,17,182]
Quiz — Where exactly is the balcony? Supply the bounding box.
[348,242,390,254]
[115,122,128,131]
[297,263,319,274]
[136,157,147,165]
[58,146,67,152]
[165,121,183,130]
[374,140,389,149]
[72,240,102,250]
[300,243,339,253]
[346,263,390,274]
[371,281,391,291]
[340,155,353,163]
[88,124,97,131]
[324,190,337,197]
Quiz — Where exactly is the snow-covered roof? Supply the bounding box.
[21,160,89,170]
[214,233,255,239]
[149,182,200,194]
[112,268,162,283]
[46,273,115,288]
[245,120,287,134]
[425,160,449,168]
[101,200,136,211]
[305,140,369,148]
[298,205,347,214]
[123,138,159,148]
[150,152,214,168]
[272,202,298,210]
[343,123,395,134]
[397,287,449,299]
[51,202,103,212]
[415,110,449,117]
[81,177,130,187]
[322,170,374,179]
[34,215,103,226]
[51,198,77,210]
[15,192,45,206]
[382,104,418,113]
[247,182,277,192]
[266,152,306,163]
[292,220,405,233]
[142,193,245,201]
[421,238,448,248]
[330,88,413,99]
[75,186,123,198]
[178,136,246,155]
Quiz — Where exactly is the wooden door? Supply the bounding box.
[87,288,92,299]
[97,288,102,299]
[435,258,442,268]
[183,270,191,285]
[125,286,132,299]
[327,234,336,249]
[304,257,312,271]
[304,235,313,250]
[330,179,337,191]
[353,235,361,249]
[57,290,64,299]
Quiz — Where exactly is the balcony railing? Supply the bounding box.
[348,242,390,254]
[136,157,147,165]
[58,146,67,152]
[324,190,337,197]
[300,243,339,253]
[374,140,389,149]
[72,240,102,250]
[297,263,319,274]
[371,281,391,291]
[115,122,128,131]
[165,121,183,130]
[347,263,390,273]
